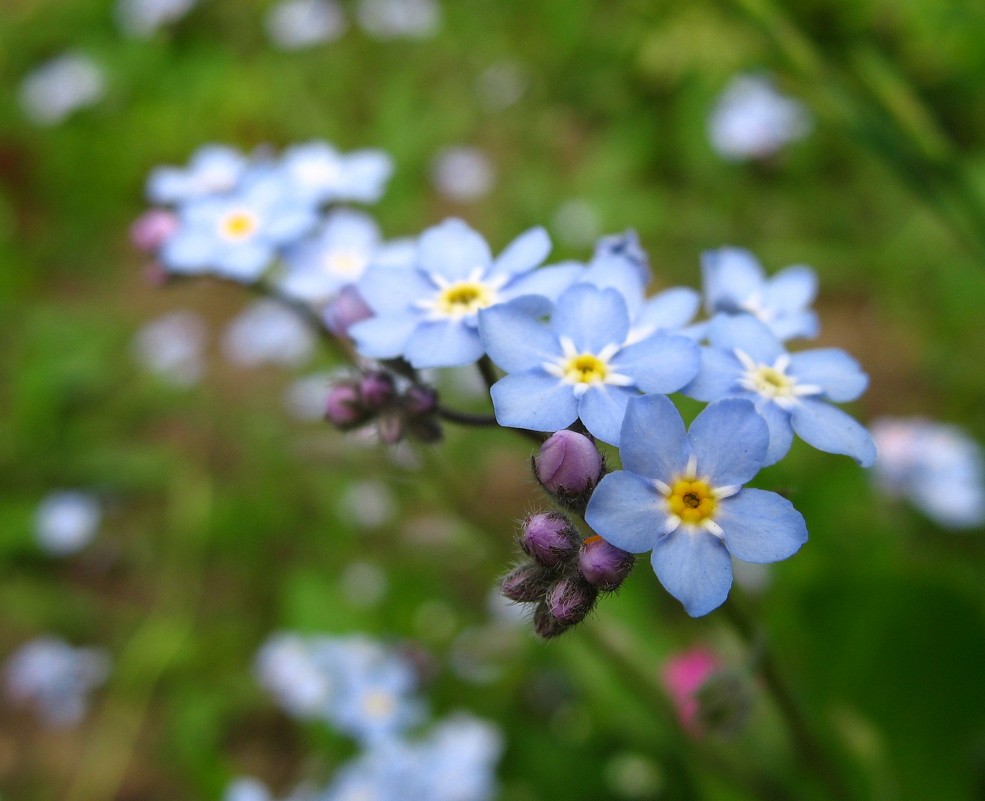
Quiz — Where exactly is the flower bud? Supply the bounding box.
[130,209,178,253]
[376,413,404,445]
[519,513,580,568]
[532,601,571,640]
[578,535,634,592]
[533,430,604,512]
[501,562,550,603]
[403,384,438,416]
[359,371,396,410]
[323,286,373,338]
[324,382,368,429]
[544,575,598,624]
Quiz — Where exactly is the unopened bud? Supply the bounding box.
[376,413,404,445]
[359,371,396,409]
[532,601,571,640]
[578,535,634,592]
[520,513,580,568]
[323,285,373,338]
[501,562,550,603]
[130,209,179,253]
[545,575,598,624]
[403,384,438,416]
[324,383,368,429]
[534,430,604,513]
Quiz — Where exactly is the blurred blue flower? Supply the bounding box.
[683,314,875,466]
[351,218,579,368]
[160,169,318,281]
[280,141,392,205]
[701,246,819,341]
[585,396,808,616]
[479,283,700,445]
[34,490,101,556]
[146,144,248,205]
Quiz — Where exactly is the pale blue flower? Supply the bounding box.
[280,141,392,205]
[479,283,700,445]
[683,314,875,466]
[585,396,808,616]
[34,491,101,556]
[351,218,579,368]
[701,246,819,341]
[146,145,248,205]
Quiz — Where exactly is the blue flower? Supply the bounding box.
[479,283,701,446]
[146,144,248,205]
[280,141,393,205]
[585,395,808,616]
[350,218,580,368]
[160,168,318,282]
[701,246,819,341]
[683,314,875,466]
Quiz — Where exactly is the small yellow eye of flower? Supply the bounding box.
[749,365,794,397]
[436,281,493,318]
[667,479,717,525]
[563,353,608,384]
[220,210,258,241]
[325,251,365,278]
[362,690,396,719]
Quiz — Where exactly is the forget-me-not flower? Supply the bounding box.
[351,218,580,368]
[479,283,701,445]
[701,246,819,341]
[279,141,393,205]
[146,145,248,206]
[585,396,808,616]
[683,314,875,466]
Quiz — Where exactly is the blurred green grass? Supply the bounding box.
[2,1,985,800]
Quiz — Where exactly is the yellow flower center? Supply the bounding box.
[747,365,795,398]
[361,690,396,719]
[219,210,258,241]
[562,353,609,384]
[667,479,717,525]
[325,250,366,278]
[435,281,493,318]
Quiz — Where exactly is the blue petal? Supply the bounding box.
[489,372,578,433]
[770,310,820,341]
[577,384,637,446]
[357,265,433,314]
[718,489,808,563]
[610,334,700,394]
[585,472,670,553]
[580,258,647,317]
[707,313,785,364]
[634,287,701,333]
[651,529,733,617]
[490,226,551,278]
[478,304,562,373]
[551,285,629,353]
[350,312,420,359]
[789,349,869,402]
[756,399,795,466]
[764,264,817,310]
[688,399,768,486]
[701,247,764,313]
[214,244,273,281]
[791,400,877,466]
[618,394,690,483]
[501,264,583,304]
[681,347,742,402]
[417,219,492,281]
[404,320,484,368]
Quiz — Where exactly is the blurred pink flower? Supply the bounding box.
[661,647,722,734]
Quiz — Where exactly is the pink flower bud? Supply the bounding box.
[535,430,603,495]
[359,371,395,410]
[323,286,373,338]
[130,210,179,253]
[520,512,580,568]
[661,648,723,735]
[324,383,367,429]
[578,535,634,592]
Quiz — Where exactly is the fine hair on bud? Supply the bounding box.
[544,575,598,625]
[532,601,574,639]
[532,429,606,514]
[501,561,552,604]
[578,535,635,592]
[519,512,581,569]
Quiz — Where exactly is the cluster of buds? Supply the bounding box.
[324,369,441,444]
[501,512,634,639]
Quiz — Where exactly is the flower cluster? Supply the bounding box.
[245,632,502,801]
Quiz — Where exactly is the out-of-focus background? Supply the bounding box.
[2,1,985,800]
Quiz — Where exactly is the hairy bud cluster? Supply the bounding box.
[501,512,634,640]
[324,369,441,444]
[532,430,606,515]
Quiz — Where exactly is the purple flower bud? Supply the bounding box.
[501,562,549,603]
[533,430,604,513]
[545,575,598,624]
[520,512,580,568]
[130,209,179,253]
[359,371,395,409]
[533,601,571,639]
[376,413,404,445]
[324,382,367,429]
[403,384,438,416]
[323,285,373,338]
[578,535,635,592]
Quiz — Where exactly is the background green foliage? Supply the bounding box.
[1,1,985,800]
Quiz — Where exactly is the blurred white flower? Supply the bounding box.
[708,74,811,162]
[4,638,110,727]
[355,0,440,40]
[132,309,207,387]
[340,561,388,607]
[19,53,105,126]
[552,199,601,249]
[476,61,528,112]
[337,480,397,529]
[221,300,315,368]
[265,0,347,50]
[871,417,985,529]
[283,371,333,421]
[35,491,101,556]
[430,146,495,202]
[116,0,196,37]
